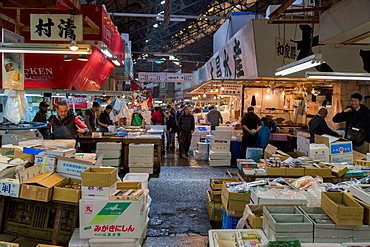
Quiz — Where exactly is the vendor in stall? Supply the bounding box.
[333,93,370,153]
[308,108,340,143]
[98,104,114,133]
[239,106,262,158]
[49,100,88,139]
[33,101,50,138]
[85,101,100,134]
[207,105,223,130]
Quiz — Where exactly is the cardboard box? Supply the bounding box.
[285,168,305,177]
[0,163,17,179]
[57,155,103,178]
[35,155,57,173]
[224,207,244,217]
[97,142,122,150]
[354,160,370,167]
[14,148,34,163]
[79,196,146,239]
[321,192,364,226]
[82,183,117,200]
[23,146,76,157]
[309,144,329,162]
[350,184,370,205]
[221,183,250,211]
[297,135,310,156]
[0,178,20,197]
[264,144,290,161]
[266,167,287,176]
[81,167,118,187]
[53,178,81,203]
[18,164,42,183]
[20,172,66,202]
[304,166,332,178]
[327,163,349,177]
[245,204,264,229]
[315,134,353,155]
[210,178,239,190]
[330,153,354,165]
[354,197,370,225]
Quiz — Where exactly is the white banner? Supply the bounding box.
[30,14,83,41]
[138,72,193,83]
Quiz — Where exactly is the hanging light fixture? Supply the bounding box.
[221,85,225,91]
[55,90,61,96]
[266,87,271,94]
[78,54,88,61]
[311,88,315,94]
[63,54,72,61]
[275,54,325,76]
[203,93,206,98]
[69,40,79,51]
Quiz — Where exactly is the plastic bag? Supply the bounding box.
[291,176,314,189]
[3,90,27,124]
[307,181,326,207]
[300,176,323,190]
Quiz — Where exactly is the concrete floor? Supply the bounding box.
[0,149,238,247]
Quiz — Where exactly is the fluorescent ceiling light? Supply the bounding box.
[101,49,113,58]
[112,60,121,66]
[0,43,91,54]
[25,94,42,97]
[306,72,370,80]
[275,54,324,76]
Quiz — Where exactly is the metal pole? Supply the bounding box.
[241,85,245,116]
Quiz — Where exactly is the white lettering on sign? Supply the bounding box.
[25,68,54,80]
[138,72,192,83]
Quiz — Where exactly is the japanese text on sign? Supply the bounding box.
[275,38,297,64]
[30,14,83,41]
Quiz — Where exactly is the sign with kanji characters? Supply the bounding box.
[81,183,117,200]
[2,29,25,91]
[275,38,297,64]
[221,84,243,96]
[80,196,146,239]
[138,72,192,83]
[30,14,83,41]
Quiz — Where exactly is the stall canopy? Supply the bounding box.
[0,4,124,90]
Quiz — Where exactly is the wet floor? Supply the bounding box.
[0,148,238,247]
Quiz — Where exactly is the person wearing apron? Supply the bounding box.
[49,100,88,140]
[98,104,114,133]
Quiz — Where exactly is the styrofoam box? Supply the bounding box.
[208,159,230,167]
[251,189,308,205]
[342,243,370,247]
[101,159,121,166]
[128,155,154,166]
[197,142,209,153]
[209,151,231,160]
[353,225,370,241]
[129,167,153,174]
[208,229,268,247]
[68,228,89,247]
[88,238,140,247]
[96,142,122,150]
[96,150,121,158]
[213,130,232,140]
[129,143,154,155]
[309,144,329,162]
[350,184,370,205]
[194,150,208,160]
[330,153,354,165]
[123,173,149,189]
[81,183,117,200]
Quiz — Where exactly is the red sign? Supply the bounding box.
[52,96,88,109]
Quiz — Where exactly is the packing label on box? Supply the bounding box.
[82,183,117,200]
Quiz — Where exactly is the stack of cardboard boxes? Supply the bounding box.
[96,142,122,167]
[209,131,232,167]
[128,144,154,174]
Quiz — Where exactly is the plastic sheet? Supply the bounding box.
[3,89,27,124]
[246,148,263,163]
[254,187,307,200]
[306,181,326,207]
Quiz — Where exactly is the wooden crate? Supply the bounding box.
[206,190,222,222]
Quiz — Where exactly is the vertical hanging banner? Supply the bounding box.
[2,29,25,91]
[275,38,297,64]
[30,14,83,41]
[163,0,171,30]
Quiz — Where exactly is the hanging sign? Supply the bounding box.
[138,72,193,83]
[275,38,297,64]
[2,29,25,91]
[52,96,88,109]
[221,84,242,96]
[30,14,83,41]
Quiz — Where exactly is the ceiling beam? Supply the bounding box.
[108,13,229,20]
[268,0,295,24]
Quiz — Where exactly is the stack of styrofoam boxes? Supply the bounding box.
[190,131,201,151]
[96,142,122,167]
[263,206,313,243]
[208,131,232,167]
[79,168,148,246]
[128,144,154,174]
[194,142,209,161]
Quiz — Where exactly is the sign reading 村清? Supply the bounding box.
[30,14,83,41]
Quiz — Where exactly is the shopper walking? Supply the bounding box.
[239,106,262,158]
[164,111,177,150]
[151,106,163,125]
[85,101,100,134]
[309,108,340,143]
[99,104,114,133]
[333,93,370,153]
[49,100,87,139]
[178,106,195,158]
[33,101,50,138]
[207,105,223,130]
[175,104,185,139]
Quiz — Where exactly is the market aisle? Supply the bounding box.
[143,164,239,247]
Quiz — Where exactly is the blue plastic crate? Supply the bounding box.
[221,208,241,229]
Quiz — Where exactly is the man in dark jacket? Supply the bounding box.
[309,108,340,143]
[85,101,100,134]
[207,105,223,130]
[49,100,87,139]
[177,106,195,158]
[33,101,50,138]
[333,93,370,153]
[239,106,262,158]
[164,111,177,150]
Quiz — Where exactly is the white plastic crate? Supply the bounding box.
[123,173,149,189]
[208,229,268,247]
[68,228,89,247]
[88,238,140,247]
